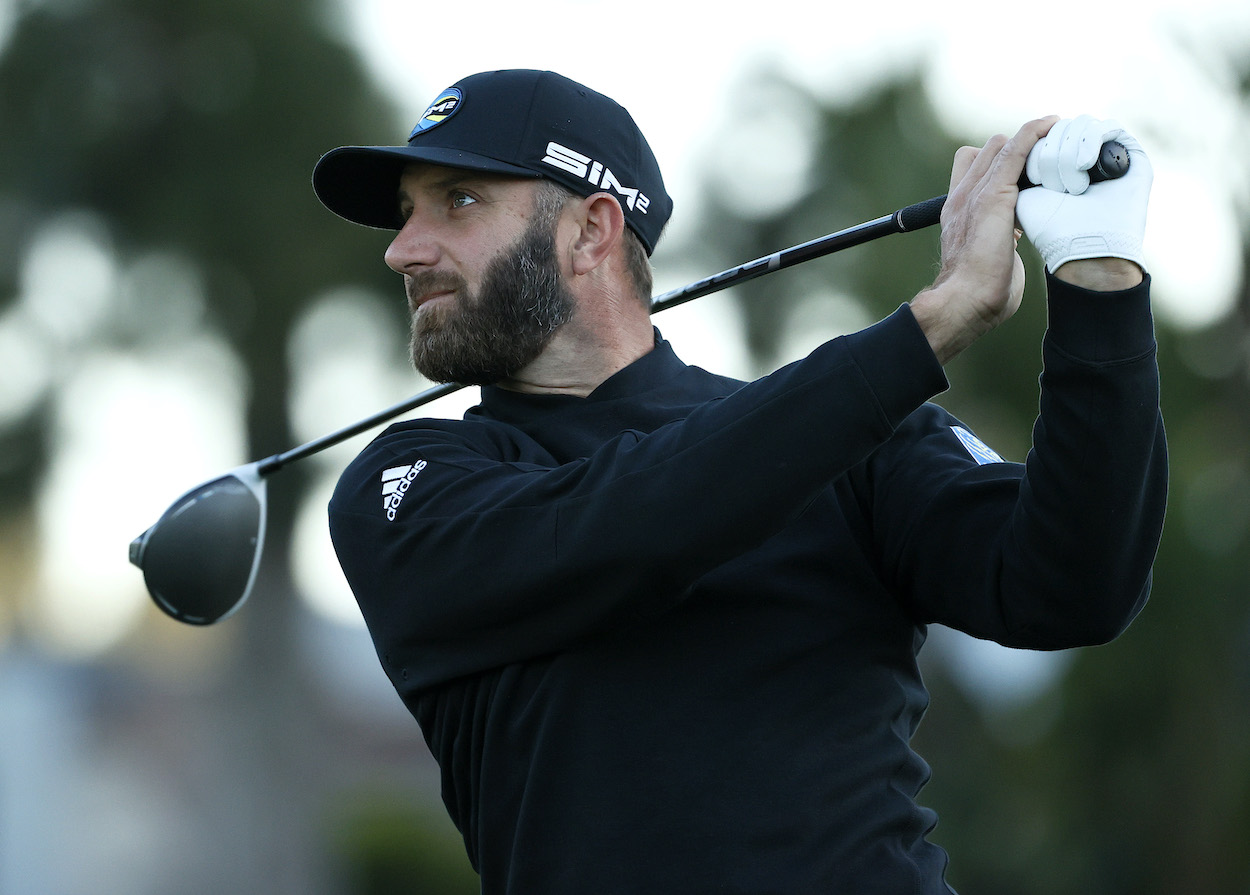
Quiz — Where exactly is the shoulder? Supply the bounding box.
[350,415,535,469]
[330,416,534,514]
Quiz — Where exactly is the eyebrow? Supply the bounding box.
[427,173,479,193]
[397,172,504,205]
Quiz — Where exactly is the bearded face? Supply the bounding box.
[407,199,575,386]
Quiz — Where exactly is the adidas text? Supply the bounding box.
[381,460,427,521]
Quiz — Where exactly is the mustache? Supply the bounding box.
[405,270,469,307]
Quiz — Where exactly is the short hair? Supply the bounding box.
[535,180,653,309]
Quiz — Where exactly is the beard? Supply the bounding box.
[408,212,575,386]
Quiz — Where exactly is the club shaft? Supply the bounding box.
[256,194,947,477]
[651,195,945,314]
[258,382,463,475]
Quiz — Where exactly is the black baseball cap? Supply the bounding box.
[312,69,672,255]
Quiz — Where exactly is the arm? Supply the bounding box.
[330,309,949,691]
[882,116,1164,646]
[872,273,1166,647]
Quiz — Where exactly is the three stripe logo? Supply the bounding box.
[381,460,427,521]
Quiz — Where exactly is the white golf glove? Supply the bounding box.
[1016,115,1152,274]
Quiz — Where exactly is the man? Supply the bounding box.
[314,69,1166,893]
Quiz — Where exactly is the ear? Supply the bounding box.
[568,192,626,277]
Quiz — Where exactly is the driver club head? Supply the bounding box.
[129,463,268,625]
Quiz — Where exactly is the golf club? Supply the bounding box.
[130,142,1130,626]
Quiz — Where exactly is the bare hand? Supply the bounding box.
[911,116,1059,364]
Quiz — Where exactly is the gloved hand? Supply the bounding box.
[1016,115,1152,274]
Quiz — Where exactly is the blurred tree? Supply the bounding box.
[692,62,1250,894]
[0,0,476,891]
[332,792,480,895]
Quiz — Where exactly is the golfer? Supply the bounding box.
[315,69,1166,894]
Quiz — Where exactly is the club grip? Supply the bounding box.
[1018,139,1129,190]
[894,195,946,232]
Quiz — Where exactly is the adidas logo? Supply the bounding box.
[950,426,1004,466]
[381,460,427,521]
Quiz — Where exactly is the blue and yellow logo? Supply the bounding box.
[409,88,462,139]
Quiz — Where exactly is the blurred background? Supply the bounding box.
[2,0,1249,892]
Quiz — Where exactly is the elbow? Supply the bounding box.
[1006,572,1152,650]
[1088,572,1153,645]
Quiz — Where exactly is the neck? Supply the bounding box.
[496,293,655,397]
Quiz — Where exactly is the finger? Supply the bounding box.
[1026,123,1064,191]
[1059,115,1128,195]
[1000,116,1060,190]
[967,134,1009,188]
[949,145,981,193]
[1058,115,1095,194]
[949,133,1011,200]
[1067,115,1107,170]
[1023,115,1067,190]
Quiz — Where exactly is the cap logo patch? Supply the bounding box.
[409,88,462,139]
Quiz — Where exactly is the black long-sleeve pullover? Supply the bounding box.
[329,273,1167,894]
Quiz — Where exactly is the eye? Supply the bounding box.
[450,190,478,209]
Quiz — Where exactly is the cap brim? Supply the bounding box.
[312,145,539,230]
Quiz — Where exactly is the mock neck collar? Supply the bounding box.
[477,328,685,418]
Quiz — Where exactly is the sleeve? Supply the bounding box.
[329,306,949,691]
[867,273,1168,649]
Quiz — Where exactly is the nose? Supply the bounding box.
[384,214,441,275]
